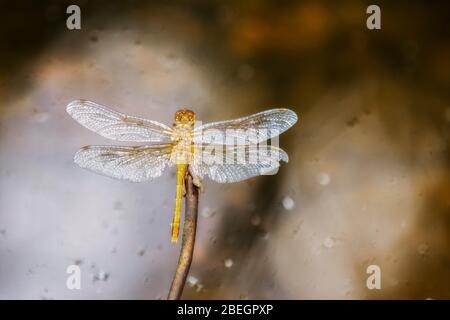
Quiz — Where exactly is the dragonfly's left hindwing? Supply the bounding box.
[74,144,174,182]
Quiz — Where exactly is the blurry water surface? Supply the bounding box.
[0,1,449,299]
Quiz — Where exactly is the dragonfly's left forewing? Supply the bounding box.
[74,144,174,182]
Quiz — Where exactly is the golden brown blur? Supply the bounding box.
[0,1,449,299]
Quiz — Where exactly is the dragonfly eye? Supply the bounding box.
[174,109,196,124]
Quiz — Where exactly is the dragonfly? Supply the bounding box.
[67,100,298,242]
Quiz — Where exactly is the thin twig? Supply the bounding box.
[167,172,199,300]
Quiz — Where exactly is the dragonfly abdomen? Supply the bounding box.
[171,163,187,242]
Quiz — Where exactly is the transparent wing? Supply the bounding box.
[74,144,174,182]
[193,108,297,145]
[67,100,173,142]
[190,144,288,183]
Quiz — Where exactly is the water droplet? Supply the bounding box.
[312,247,322,256]
[201,207,216,218]
[187,276,204,292]
[247,203,256,211]
[390,279,399,287]
[292,222,302,235]
[166,52,178,60]
[196,284,204,292]
[93,270,109,282]
[209,236,217,244]
[346,117,359,127]
[250,215,261,226]
[90,34,99,43]
[238,64,254,81]
[224,259,233,268]
[113,201,123,211]
[400,220,407,229]
[445,108,450,122]
[32,109,49,123]
[417,243,429,255]
[323,237,335,248]
[187,276,199,287]
[282,196,295,210]
[317,172,331,186]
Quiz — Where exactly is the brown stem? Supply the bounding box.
[167,172,199,300]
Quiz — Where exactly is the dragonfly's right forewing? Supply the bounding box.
[67,100,173,142]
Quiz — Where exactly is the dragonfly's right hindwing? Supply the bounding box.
[190,144,288,183]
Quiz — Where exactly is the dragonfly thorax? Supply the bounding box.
[171,124,193,142]
[171,122,194,165]
[172,110,195,149]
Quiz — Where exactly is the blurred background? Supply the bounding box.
[0,0,449,299]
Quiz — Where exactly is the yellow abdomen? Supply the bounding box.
[171,163,187,242]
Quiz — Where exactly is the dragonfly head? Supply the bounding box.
[174,109,196,126]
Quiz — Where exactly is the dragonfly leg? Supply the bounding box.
[182,182,186,197]
[192,174,205,193]
[187,166,204,192]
